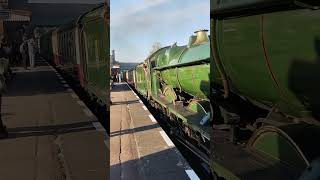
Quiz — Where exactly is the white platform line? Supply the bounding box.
[125,83,138,96]
[159,131,174,147]
[139,100,143,104]
[135,95,139,99]
[77,100,85,106]
[142,106,147,111]
[92,122,106,132]
[71,93,78,99]
[185,170,200,180]
[148,114,157,123]
[83,109,94,117]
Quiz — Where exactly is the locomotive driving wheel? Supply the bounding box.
[247,123,320,179]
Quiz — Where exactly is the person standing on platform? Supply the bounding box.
[0,37,12,76]
[27,37,35,68]
[20,37,29,70]
[0,65,8,138]
[118,72,121,83]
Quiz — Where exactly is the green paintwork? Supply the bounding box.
[211,1,320,179]
[188,100,208,116]
[212,2,320,118]
[152,42,210,100]
[213,162,240,180]
[163,85,177,103]
[124,33,212,140]
[135,64,148,96]
[79,5,109,105]
[250,130,306,170]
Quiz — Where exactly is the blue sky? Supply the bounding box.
[111,0,210,63]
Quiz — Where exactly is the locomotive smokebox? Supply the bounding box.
[193,29,209,45]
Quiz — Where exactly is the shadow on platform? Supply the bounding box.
[110,123,160,138]
[111,99,140,106]
[5,66,67,97]
[110,147,190,180]
[4,120,99,139]
[111,83,132,92]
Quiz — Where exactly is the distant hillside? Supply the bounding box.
[9,0,101,25]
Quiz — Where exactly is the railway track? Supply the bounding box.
[131,85,213,180]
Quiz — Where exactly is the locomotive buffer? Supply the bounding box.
[110,82,199,180]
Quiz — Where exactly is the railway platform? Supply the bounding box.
[110,82,199,180]
[0,59,108,180]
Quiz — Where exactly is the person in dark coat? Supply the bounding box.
[20,37,29,70]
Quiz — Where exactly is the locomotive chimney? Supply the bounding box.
[193,29,209,45]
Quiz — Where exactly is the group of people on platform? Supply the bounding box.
[0,35,38,138]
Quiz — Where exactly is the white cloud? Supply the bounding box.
[111,0,169,26]
[111,1,209,37]
[110,0,210,62]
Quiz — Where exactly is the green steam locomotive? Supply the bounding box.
[211,0,320,179]
[123,29,211,153]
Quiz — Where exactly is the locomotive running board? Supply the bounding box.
[152,96,211,141]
